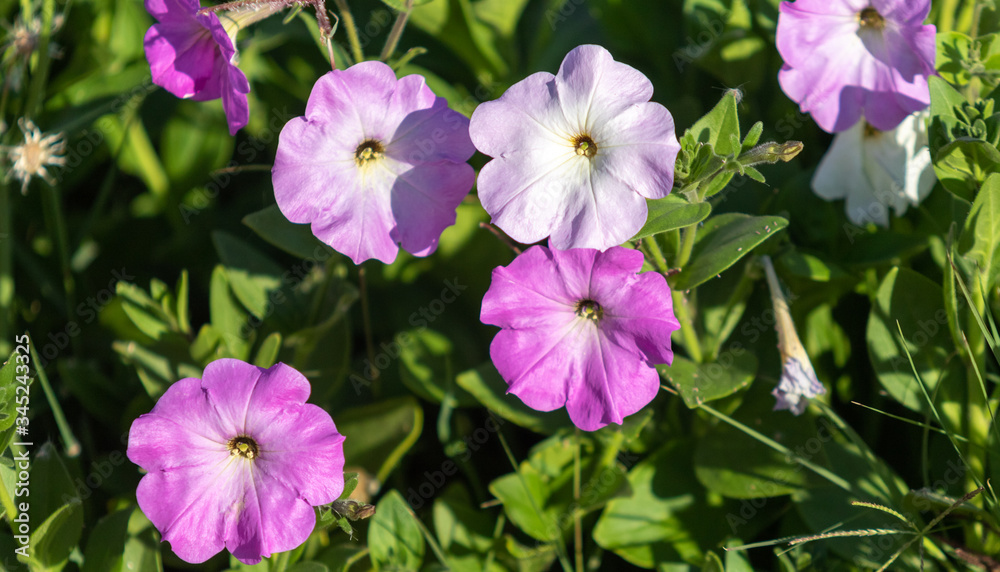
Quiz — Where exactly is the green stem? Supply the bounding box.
[23,0,57,119]
[0,180,11,358]
[937,0,959,32]
[332,0,364,64]
[358,266,379,389]
[969,0,986,39]
[30,338,80,457]
[676,224,698,269]
[379,0,414,62]
[40,185,79,355]
[671,289,703,363]
[269,551,291,572]
[693,398,852,492]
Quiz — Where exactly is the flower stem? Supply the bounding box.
[30,338,80,457]
[358,266,379,388]
[332,0,364,64]
[41,185,79,355]
[23,0,57,119]
[270,551,291,572]
[0,180,11,358]
[379,0,414,62]
[671,289,703,363]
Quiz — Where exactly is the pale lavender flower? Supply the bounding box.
[272,61,475,265]
[127,359,345,564]
[481,245,680,431]
[143,0,250,134]
[776,0,935,133]
[469,44,680,251]
[761,256,825,415]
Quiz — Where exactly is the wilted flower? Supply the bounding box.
[469,44,680,251]
[1,118,66,195]
[776,0,935,133]
[481,245,680,431]
[272,61,475,265]
[812,110,934,226]
[143,0,254,135]
[127,359,346,564]
[761,256,825,415]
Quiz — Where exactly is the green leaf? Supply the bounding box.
[82,508,132,572]
[866,267,957,412]
[0,352,21,437]
[455,363,570,434]
[777,249,848,282]
[123,507,163,572]
[934,137,1000,200]
[117,282,171,340]
[658,353,756,408]
[253,332,282,368]
[213,231,284,320]
[209,265,252,360]
[595,440,731,567]
[674,214,788,290]
[959,174,1000,289]
[337,397,423,484]
[28,501,83,570]
[433,486,496,557]
[631,195,713,240]
[685,88,741,157]
[398,329,478,406]
[243,205,328,260]
[936,31,974,85]
[488,464,555,542]
[369,490,425,571]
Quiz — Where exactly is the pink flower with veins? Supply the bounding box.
[127,359,345,564]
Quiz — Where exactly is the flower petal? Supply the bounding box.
[554,45,654,134]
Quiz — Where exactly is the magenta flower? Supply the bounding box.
[272,61,475,265]
[144,0,250,135]
[469,44,680,251]
[776,0,935,133]
[481,245,680,431]
[127,359,345,564]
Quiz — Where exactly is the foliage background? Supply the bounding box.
[1,0,999,570]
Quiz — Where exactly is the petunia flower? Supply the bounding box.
[812,109,934,226]
[776,0,936,133]
[272,61,475,264]
[761,255,825,415]
[469,44,680,251]
[481,245,680,431]
[143,0,255,135]
[127,359,346,564]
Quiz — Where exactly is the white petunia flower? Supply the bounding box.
[812,110,935,227]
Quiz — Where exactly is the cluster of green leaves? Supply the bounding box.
[4,0,1000,570]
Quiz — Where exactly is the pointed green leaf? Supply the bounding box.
[243,205,328,260]
[456,363,570,434]
[368,490,425,571]
[674,214,788,290]
[959,174,1000,289]
[631,195,712,240]
[658,353,756,409]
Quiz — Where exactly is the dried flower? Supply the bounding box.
[1,118,66,194]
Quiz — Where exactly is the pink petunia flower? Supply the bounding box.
[127,359,346,564]
[272,61,475,265]
[481,245,680,431]
[776,0,936,133]
[143,0,251,135]
[469,44,680,251]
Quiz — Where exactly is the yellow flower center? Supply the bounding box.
[858,7,885,30]
[354,139,385,166]
[575,299,603,322]
[572,134,598,159]
[227,436,259,460]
